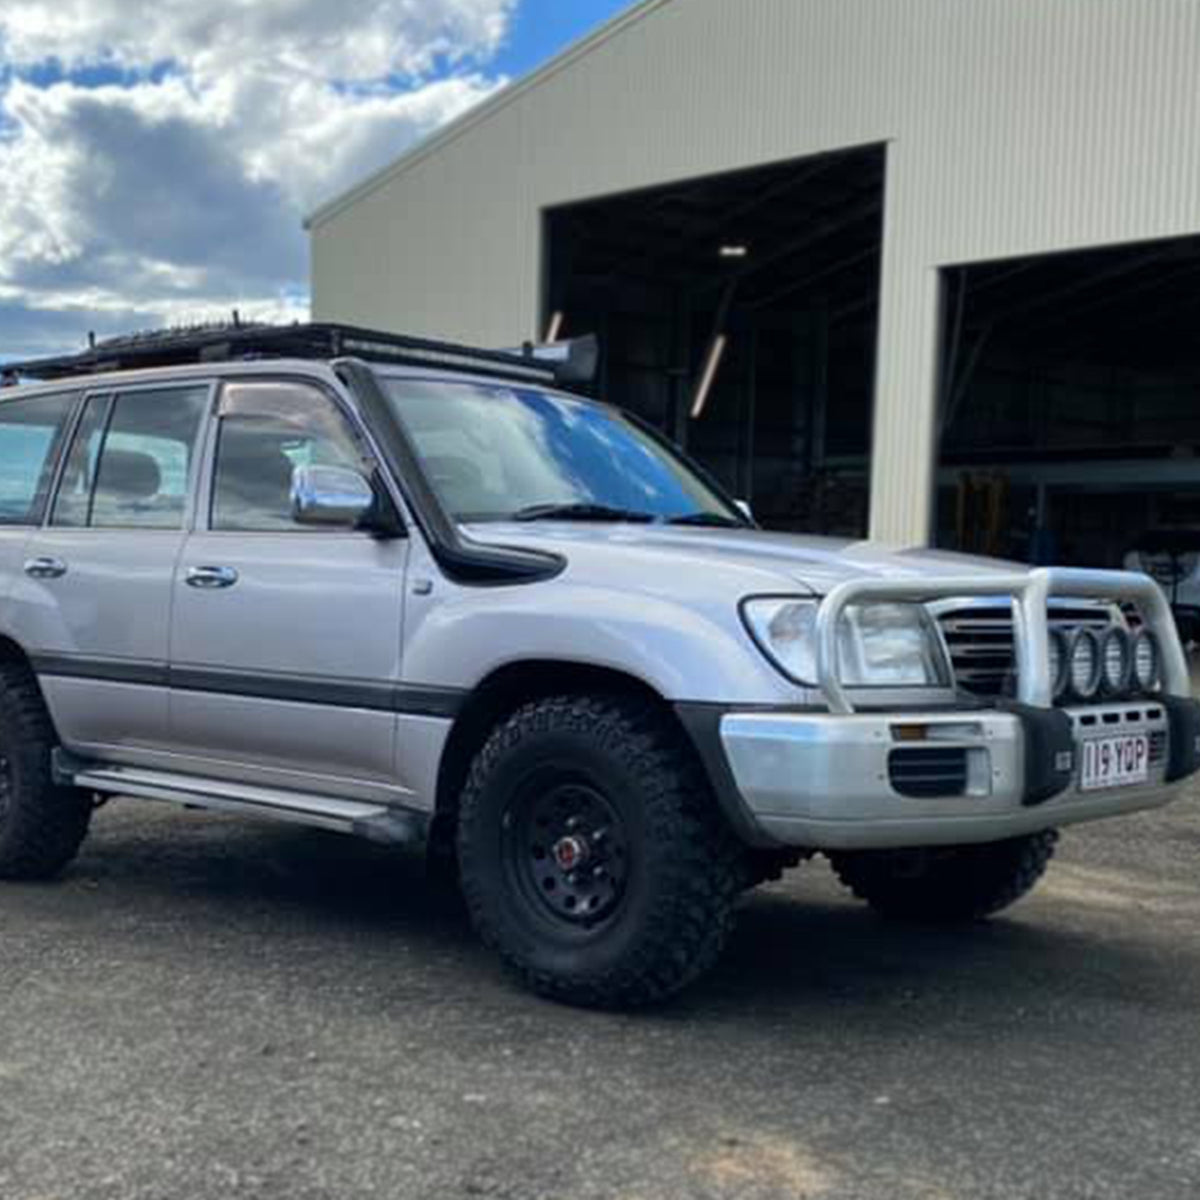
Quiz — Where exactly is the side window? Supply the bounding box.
[0,391,76,526]
[211,381,368,532]
[51,386,209,529]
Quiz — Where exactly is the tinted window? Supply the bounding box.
[211,381,366,532]
[0,391,75,525]
[52,386,209,529]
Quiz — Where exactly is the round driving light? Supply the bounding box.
[1100,627,1132,695]
[1132,629,1161,692]
[1048,628,1070,700]
[1068,628,1102,700]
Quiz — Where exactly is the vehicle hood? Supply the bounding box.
[461,522,1026,597]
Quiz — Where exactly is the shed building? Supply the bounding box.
[308,0,1200,577]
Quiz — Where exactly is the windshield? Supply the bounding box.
[379,376,745,526]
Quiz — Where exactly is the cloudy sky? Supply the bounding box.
[0,0,628,361]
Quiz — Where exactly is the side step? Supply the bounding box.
[56,754,428,846]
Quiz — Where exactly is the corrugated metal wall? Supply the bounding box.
[309,0,1200,544]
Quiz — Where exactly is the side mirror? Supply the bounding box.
[735,499,753,521]
[291,464,374,527]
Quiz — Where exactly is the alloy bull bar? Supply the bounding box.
[813,568,1190,716]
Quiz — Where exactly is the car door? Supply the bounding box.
[167,376,409,800]
[12,381,212,754]
[0,386,79,639]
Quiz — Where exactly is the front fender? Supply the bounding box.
[402,580,798,705]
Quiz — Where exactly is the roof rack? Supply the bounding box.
[1,321,599,389]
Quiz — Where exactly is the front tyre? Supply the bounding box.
[828,831,1059,922]
[0,662,93,880]
[457,695,745,1008]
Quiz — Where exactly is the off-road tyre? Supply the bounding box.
[457,695,746,1008]
[0,662,93,880]
[828,831,1059,922]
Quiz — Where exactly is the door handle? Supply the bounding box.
[185,565,239,590]
[24,556,67,580]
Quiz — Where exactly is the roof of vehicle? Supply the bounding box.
[1,321,597,392]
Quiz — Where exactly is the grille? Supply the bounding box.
[936,603,1113,699]
[888,747,969,798]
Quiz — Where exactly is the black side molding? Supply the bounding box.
[32,654,467,719]
[1002,703,1076,808]
[1161,695,1200,783]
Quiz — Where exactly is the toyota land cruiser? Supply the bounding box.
[0,322,1196,1008]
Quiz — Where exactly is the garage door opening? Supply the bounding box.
[544,145,885,535]
[936,235,1200,618]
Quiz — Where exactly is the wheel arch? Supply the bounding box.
[0,634,44,685]
[430,660,691,850]
[0,635,61,736]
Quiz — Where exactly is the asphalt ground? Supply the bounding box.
[2,785,1199,1200]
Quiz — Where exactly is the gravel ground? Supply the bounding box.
[2,786,1199,1200]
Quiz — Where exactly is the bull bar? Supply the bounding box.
[813,567,1191,715]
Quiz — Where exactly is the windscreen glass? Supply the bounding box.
[379,376,741,525]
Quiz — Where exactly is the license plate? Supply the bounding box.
[1079,734,1150,792]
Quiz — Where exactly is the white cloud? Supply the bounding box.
[0,0,512,81]
[0,0,515,357]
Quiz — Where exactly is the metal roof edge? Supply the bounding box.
[302,0,675,231]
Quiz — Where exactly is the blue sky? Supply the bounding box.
[0,0,633,362]
[492,0,630,77]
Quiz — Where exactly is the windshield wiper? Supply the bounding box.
[666,511,747,528]
[513,503,657,524]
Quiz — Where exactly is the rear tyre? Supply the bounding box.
[457,695,745,1008]
[0,662,93,881]
[828,831,1059,922]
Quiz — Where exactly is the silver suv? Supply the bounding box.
[1,323,1196,1008]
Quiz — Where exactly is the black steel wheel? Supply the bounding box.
[506,773,630,930]
[457,695,746,1008]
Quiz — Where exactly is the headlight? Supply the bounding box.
[741,598,950,688]
[1131,629,1161,692]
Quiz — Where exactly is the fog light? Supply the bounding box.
[1068,628,1102,700]
[1048,628,1069,700]
[1132,629,1161,693]
[1100,627,1132,695]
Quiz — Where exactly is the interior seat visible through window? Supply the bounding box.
[89,448,166,527]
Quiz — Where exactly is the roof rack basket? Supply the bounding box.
[2,322,599,390]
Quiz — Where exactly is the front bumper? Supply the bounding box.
[715,698,1200,850]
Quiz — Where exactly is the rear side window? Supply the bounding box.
[52,385,209,529]
[0,391,76,526]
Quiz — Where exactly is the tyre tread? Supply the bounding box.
[0,661,92,881]
[458,694,746,1008]
[829,831,1059,922]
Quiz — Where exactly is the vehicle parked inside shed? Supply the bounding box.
[0,323,1196,1007]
